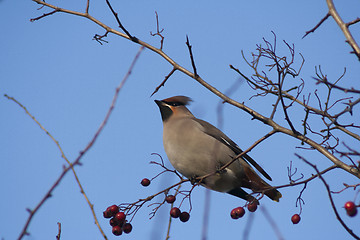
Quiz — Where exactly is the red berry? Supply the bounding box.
[112,225,122,236]
[110,217,118,227]
[114,212,126,224]
[141,178,151,186]
[104,205,119,218]
[344,201,356,211]
[170,207,181,218]
[344,201,357,217]
[103,210,112,219]
[122,222,133,234]
[230,207,245,219]
[179,211,190,222]
[166,195,176,204]
[291,214,301,224]
[347,208,358,217]
[108,205,119,214]
[247,202,258,212]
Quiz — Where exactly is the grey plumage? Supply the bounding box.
[155,96,281,203]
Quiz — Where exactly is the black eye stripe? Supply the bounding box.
[164,101,183,106]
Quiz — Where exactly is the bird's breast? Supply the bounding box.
[163,118,213,177]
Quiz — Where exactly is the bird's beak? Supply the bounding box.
[154,100,162,107]
[155,100,172,122]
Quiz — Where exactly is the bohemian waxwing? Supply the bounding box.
[155,96,282,203]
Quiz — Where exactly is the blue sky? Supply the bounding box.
[1,1,360,240]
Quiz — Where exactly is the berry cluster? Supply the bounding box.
[230,202,258,220]
[103,205,132,236]
[344,201,358,217]
[170,207,190,222]
[164,194,190,222]
[230,202,302,224]
[289,200,359,226]
[230,207,245,219]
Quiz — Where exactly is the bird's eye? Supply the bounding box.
[170,102,181,106]
[164,101,182,107]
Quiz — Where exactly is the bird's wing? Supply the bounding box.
[194,118,272,181]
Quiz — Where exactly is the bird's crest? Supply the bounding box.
[162,96,192,106]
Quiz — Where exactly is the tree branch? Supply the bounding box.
[104,0,137,42]
[326,0,360,60]
[151,67,176,97]
[31,0,360,189]
[4,94,109,240]
[9,46,144,240]
[303,13,330,38]
[296,154,360,240]
[186,35,199,78]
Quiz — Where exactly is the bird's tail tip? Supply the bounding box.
[271,191,282,202]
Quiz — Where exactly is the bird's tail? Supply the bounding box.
[244,166,282,202]
[263,186,282,202]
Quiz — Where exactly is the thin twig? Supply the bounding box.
[165,184,182,240]
[331,183,360,194]
[266,164,337,192]
[295,183,307,214]
[30,0,360,178]
[326,0,360,60]
[120,178,190,222]
[151,68,176,96]
[56,222,61,240]
[278,73,298,134]
[30,9,58,22]
[314,70,360,94]
[347,17,360,27]
[197,130,277,183]
[150,11,165,50]
[303,13,330,38]
[4,94,109,240]
[104,0,137,42]
[296,154,360,240]
[186,35,198,78]
[93,31,109,45]
[85,0,90,14]
[11,46,144,240]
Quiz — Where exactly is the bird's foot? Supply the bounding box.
[189,175,200,185]
[216,165,227,175]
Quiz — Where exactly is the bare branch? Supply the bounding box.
[9,46,144,240]
[119,178,190,222]
[278,72,299,134]
[303,0,360,60]
[326,0,360,60]
[104,0,137,42]
[93,31,109,45]
[4,94,110,239]
[296,154,360,240]
[150,11,165,50]
[347,17,360,27]
[196,130,277,186]
[303,13,331,38]
[186,35,199,78]
[56,222,61,240]
[332,183,360,194]
[151,68,176,97]
[85,0,90,14]
[30,9,58,22]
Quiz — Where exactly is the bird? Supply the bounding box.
[155,95,281,203]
